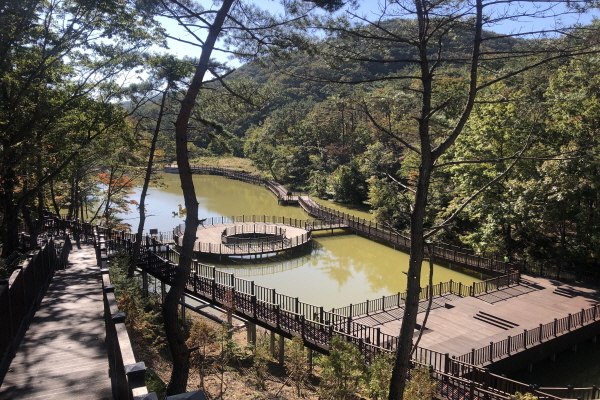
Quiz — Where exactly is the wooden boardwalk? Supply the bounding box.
[0,245,111,400]
[354,275,600,360]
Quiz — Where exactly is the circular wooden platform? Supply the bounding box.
[176,221,312,257]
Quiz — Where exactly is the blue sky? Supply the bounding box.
[154,0,599,67]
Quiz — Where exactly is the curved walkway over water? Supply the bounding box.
[177,165,517,276]
[192,222,310,256]
[0,245,111,400]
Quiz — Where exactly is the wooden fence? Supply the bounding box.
[298,197,516,276]
[95,233,155,399]
[42,213,600,400]
[332,273,521,319]
[456,303,600,367]
[0,237,71,382]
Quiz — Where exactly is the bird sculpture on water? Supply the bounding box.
[172,204,187,218]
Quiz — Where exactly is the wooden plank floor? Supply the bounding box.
[356,275,600,358]
[193,222,310,255]
[0,245,111,400]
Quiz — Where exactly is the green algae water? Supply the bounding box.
[121,173,479,308]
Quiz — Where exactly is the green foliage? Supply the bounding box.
[186,319,216,391]
[285,336,310,396]
[405,365,437,400]
[330,161,367,204]
[109,251,165,351]
[252,335,272,390]
[317,336,364,399]
[363,352,394,399]
[510,392,539,400]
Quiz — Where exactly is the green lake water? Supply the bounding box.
[121,173,479,309]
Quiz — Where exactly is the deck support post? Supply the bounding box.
[278,334,285,366]
[270,331,276,356]
[247,322,256,345]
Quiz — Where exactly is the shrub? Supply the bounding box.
[405,364,437,400]
[317,336,364,399]
[286,336,309,396]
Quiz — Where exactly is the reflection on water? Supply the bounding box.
[120,173,479,308]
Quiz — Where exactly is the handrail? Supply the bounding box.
[94,230,154,399]
[456,302,600,367]
[41,212,598,400]
[297,197,517,276]
[332,272,521,319]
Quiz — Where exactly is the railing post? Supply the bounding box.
[554,318,558,336]
[581,308,585,326]
[507,335,511,355]
[524,329,528,348]
[444,353,450,374]
[567,385,573,399]
[568,313,572,331]
[376,327,381,347]
[489,342,493,363]
[471,348,475,365]
[469,380,475,400]
[539,324,543,343]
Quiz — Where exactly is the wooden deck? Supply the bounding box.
[0,245,111,400]
[355,275,600,359]
[191,222,311,256]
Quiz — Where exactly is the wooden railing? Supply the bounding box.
[298,196,516,276]
[332,273,521,319]
[41,213,599,400]
[174,165,514,275]
[456,303,600,366]
[521,259,600,286]
[94,232,154,399]
[0,237,71,383]
[173,216,315,255]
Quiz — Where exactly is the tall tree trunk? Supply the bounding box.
[49,178,61,215]
[129,88,168,277]
[165,0,235,395]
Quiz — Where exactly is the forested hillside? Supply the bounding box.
[153,18,600,270]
